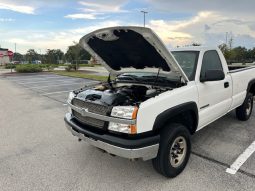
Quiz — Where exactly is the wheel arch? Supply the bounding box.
[248,79,255,95]
[152,102,199,135]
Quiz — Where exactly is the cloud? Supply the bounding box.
[147,10,255,48]
[0,18,15,22]
[147,11,215,47]
[78,1,127,13]
[65,0,127,20]
[64,13,99,20]
[2,0,255,52]
[146,0,255,16]
[4,20,123,54]
[0,1,35,14]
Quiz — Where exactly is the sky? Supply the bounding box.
[0,0,255,54]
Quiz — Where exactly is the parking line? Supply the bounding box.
[18,79,82,85]
[40,90,73,95]
[23,82,85,89]
[39,82,99,96]
[14,79,68,83]
[7,76,61,81]
[5,74,53,78]
[226,141,255,175]
[8,76,66,81]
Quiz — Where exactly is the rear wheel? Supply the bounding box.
[152,123,191,178]
[236,93,254,121]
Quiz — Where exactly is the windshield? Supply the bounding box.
[171,51,199,80]
[116,72,181,87]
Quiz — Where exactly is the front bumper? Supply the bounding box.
[65,113,159,161]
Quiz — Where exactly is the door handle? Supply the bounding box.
[224,82,229,88]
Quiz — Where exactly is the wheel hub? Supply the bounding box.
[170,136,187,168]
[246,98,252,116]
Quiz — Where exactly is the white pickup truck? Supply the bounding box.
[65,26,255,177]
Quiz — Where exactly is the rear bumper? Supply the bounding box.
[65,113,159,160]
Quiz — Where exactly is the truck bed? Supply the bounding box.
[228,65,255,72]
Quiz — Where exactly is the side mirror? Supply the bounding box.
[200,70,225,82]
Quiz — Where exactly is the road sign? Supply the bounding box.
[7,50,14,58]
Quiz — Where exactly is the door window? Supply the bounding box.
[200,50,223,79]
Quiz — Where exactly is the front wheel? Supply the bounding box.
[236,93,254,121]
[152,123,191,178]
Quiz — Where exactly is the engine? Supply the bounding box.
[76,84,163,106]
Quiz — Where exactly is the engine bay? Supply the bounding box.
[75,84,170,107]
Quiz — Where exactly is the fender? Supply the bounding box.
[153,102,198,134]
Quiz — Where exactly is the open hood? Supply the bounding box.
[79,26,189,82]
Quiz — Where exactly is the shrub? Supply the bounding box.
[43,64,56,71]
[5,64,17,69]
[65,65,71,72]
[65,64,79,72]
[15,64,43,73]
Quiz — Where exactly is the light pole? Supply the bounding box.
[226,32,228,45]
[141,11,148,27]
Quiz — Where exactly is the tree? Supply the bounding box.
[65,42,91,63]
[219,43,231,61]
[230,46,247,62]
[13,52,24,62]
[191,43,201,46]
[45,49,64,64]
[25,49,39,63]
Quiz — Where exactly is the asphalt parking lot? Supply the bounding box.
[0,73,255,191]
[3,73,99,103]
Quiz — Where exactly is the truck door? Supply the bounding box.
[197,50,232,129]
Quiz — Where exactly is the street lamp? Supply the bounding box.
[141,11,148,27]
[226,32,228,45]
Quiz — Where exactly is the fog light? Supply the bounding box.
[108,122,137,134]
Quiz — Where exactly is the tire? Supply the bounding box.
[236,93,254,121]
[152,123,191,178]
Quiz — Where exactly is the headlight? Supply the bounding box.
[108,106,138,134]
[110,106,137,119]
[67,92,75,114]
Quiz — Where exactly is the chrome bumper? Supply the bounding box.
[65,114,159,161]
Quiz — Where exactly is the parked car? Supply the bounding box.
[11,61,21,65]
[32,60,41,64]
[64,27,255,178]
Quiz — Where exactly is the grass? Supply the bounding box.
[78,64,101,67]
[52,71,108,81]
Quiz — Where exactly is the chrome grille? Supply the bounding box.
[72,98,111,129]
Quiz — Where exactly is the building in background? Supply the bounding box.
[0,48,10,65]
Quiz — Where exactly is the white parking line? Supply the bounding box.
[226,141,255,175]
[39,82,99,95]
[23,82,85,89]
[6,74,53,78]
[18,79,83,85]
[41,90,73,95]
[13,78,68,83]
[8,76,66,81]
